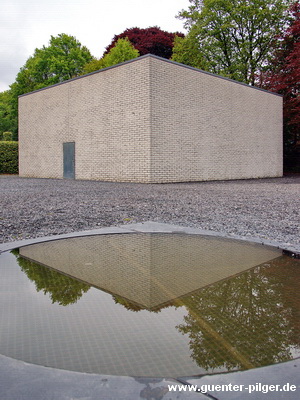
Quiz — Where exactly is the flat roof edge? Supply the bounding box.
[150,55,283,97]
[18,54,282,98]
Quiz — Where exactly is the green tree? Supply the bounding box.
[9,33,93,139]
[82,58,106,74]
[102,37,140,67]
[173,0,290,85]
[172,30,211,71]
[11,33,93,94]
[82,38,139,74]
[263,1,300,171]
[0,91,17,139]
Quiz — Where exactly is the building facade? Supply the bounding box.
[19,54,283,183]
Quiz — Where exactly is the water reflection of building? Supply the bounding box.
[20,233,281,309]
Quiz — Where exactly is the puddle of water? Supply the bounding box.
[0,233,299,377]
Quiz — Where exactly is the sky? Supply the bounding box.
[0,0,189,92]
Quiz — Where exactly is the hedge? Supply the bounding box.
[0,141,19,174]
[3,132,13,141]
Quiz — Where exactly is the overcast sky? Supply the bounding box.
[0,0,189,92]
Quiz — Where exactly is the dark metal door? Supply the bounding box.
[63,142,75,179]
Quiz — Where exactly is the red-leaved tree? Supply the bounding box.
[264,2,300,171]
[104,27,184,59]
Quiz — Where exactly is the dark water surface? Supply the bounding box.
[0,233,299,377]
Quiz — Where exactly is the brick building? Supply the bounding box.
[18,54,283,183]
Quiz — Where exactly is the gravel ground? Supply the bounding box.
[0,175,299,251]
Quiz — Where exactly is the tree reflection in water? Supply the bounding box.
[176,255,300,372]
[12,248,300,373]
[12,249,90,306]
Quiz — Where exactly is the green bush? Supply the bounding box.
[0,141,18,174]
[2,131,13,141]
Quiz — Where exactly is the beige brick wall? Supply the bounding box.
[149,57,283,182]
[19,55,282,183]
[19,57,152,182]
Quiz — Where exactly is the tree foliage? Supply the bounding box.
[263,1,300,169]
[177,256,300,371]
[7,34,93,140]
[83,38,139,74]
[0,91,17,139]
[12,249,90,306]
[102,37,140,67]
[0,141,18,173]
[173,0,290,85]
[2,131,13,141]
[104,26,184,59]
[11,33,93,96]
[83,58,106,74]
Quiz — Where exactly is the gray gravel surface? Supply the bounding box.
[0,175,299,251]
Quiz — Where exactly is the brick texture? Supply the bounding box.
[19,55,283,183]
[20,233,280,310]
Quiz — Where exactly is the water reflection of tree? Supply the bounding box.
[177,256,300,372]
[112,295,174,313]
[11,249,90,306]
[113,295,144,312]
